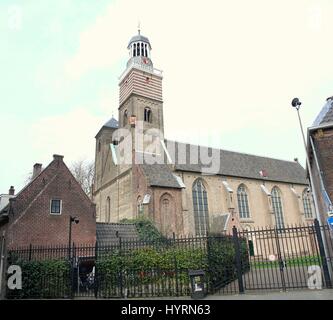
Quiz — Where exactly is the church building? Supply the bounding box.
[92,31,312,236]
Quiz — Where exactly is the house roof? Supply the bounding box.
[312,97,333,127]
[165,140,307,185]
[96,223,139,244]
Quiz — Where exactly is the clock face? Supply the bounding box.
[141,57,150,65]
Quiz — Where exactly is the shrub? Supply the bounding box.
[6,259,71,299]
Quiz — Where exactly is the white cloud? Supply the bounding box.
[30,108,105,165]
[61,0,333,159]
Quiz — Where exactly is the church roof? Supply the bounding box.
[127,34,151,49]
[165,141,307,185]
[140,163,184,189]
[96,223,139,244]
[104,117,119,129]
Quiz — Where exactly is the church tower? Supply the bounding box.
[118,30,164,136]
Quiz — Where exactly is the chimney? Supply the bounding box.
[53,154,64,161]
[8,186,15,196]
[32,163,42,179]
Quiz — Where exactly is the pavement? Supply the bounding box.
[74,289,333,300]
[205,289,333,300]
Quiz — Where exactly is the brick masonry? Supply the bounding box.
[0,155,96,248]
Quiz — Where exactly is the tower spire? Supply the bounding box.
[138,21,141,35]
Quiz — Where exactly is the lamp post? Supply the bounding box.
[68,216,79,259]
[291,98,321,222]
[291,98,332,281]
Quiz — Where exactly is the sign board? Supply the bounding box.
[327,216,333,231]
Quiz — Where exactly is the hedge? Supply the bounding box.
[6,259,71,299]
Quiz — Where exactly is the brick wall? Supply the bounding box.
[5,156,96,248]
[311,128,333,224]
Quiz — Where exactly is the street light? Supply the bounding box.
[291,98,332,280]
[68,216,79,258]
[291,98,322,222]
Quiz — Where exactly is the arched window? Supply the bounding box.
[302,189,313,219]
[144,107,152,123]
[136,42,140,56]
[144,44,148,57]
[98,141,101,152]
[123,109,128,126]
[133,43,136,57]
[106,197,111,222]
[192,179,209,236]
[271,187,284,229]
[237,184,250,219]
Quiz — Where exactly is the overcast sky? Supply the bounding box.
[1,0,332,193]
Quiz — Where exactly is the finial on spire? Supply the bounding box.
[138,21,141,35]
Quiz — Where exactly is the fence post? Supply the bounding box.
[119,237,123,298]
[94,241,98,299]
[232,226,245,294]
[173,232,179,297]
[314,219,332,288]
[29,244,32,261]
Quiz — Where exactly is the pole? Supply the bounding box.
[294,105,332,279]
[296,107,322,223]
[68,218,72,259]
[0,231,6,298]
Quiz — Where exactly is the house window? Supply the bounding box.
[237,184,250,219]
[50,199,62,215]
[144,107,152,123]
[271,187,285,229]
[303,189,313,219]
[192,179,209,236]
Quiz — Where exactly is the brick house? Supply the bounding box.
[0,155,96,248]
[308,96,333,225]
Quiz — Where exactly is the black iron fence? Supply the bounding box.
[5,219,333,299]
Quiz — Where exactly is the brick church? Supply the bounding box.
[92,31,312,236]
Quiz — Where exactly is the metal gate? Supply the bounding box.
[218,219,333,294]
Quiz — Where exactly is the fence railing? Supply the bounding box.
[5,220,333,299]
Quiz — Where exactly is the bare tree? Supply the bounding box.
[70,159,95,196]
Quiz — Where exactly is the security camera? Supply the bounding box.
[306,187,311,194]
[291,98,302,108]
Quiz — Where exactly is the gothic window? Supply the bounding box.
[192,179,209,236]
[237,184,250,219]
[123,109,128,126]
[106,197,111,222]
[271,187,285,229]
[302,189,313,219]
[144,107,152,123]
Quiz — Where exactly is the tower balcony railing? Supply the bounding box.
[119,59,163,82]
